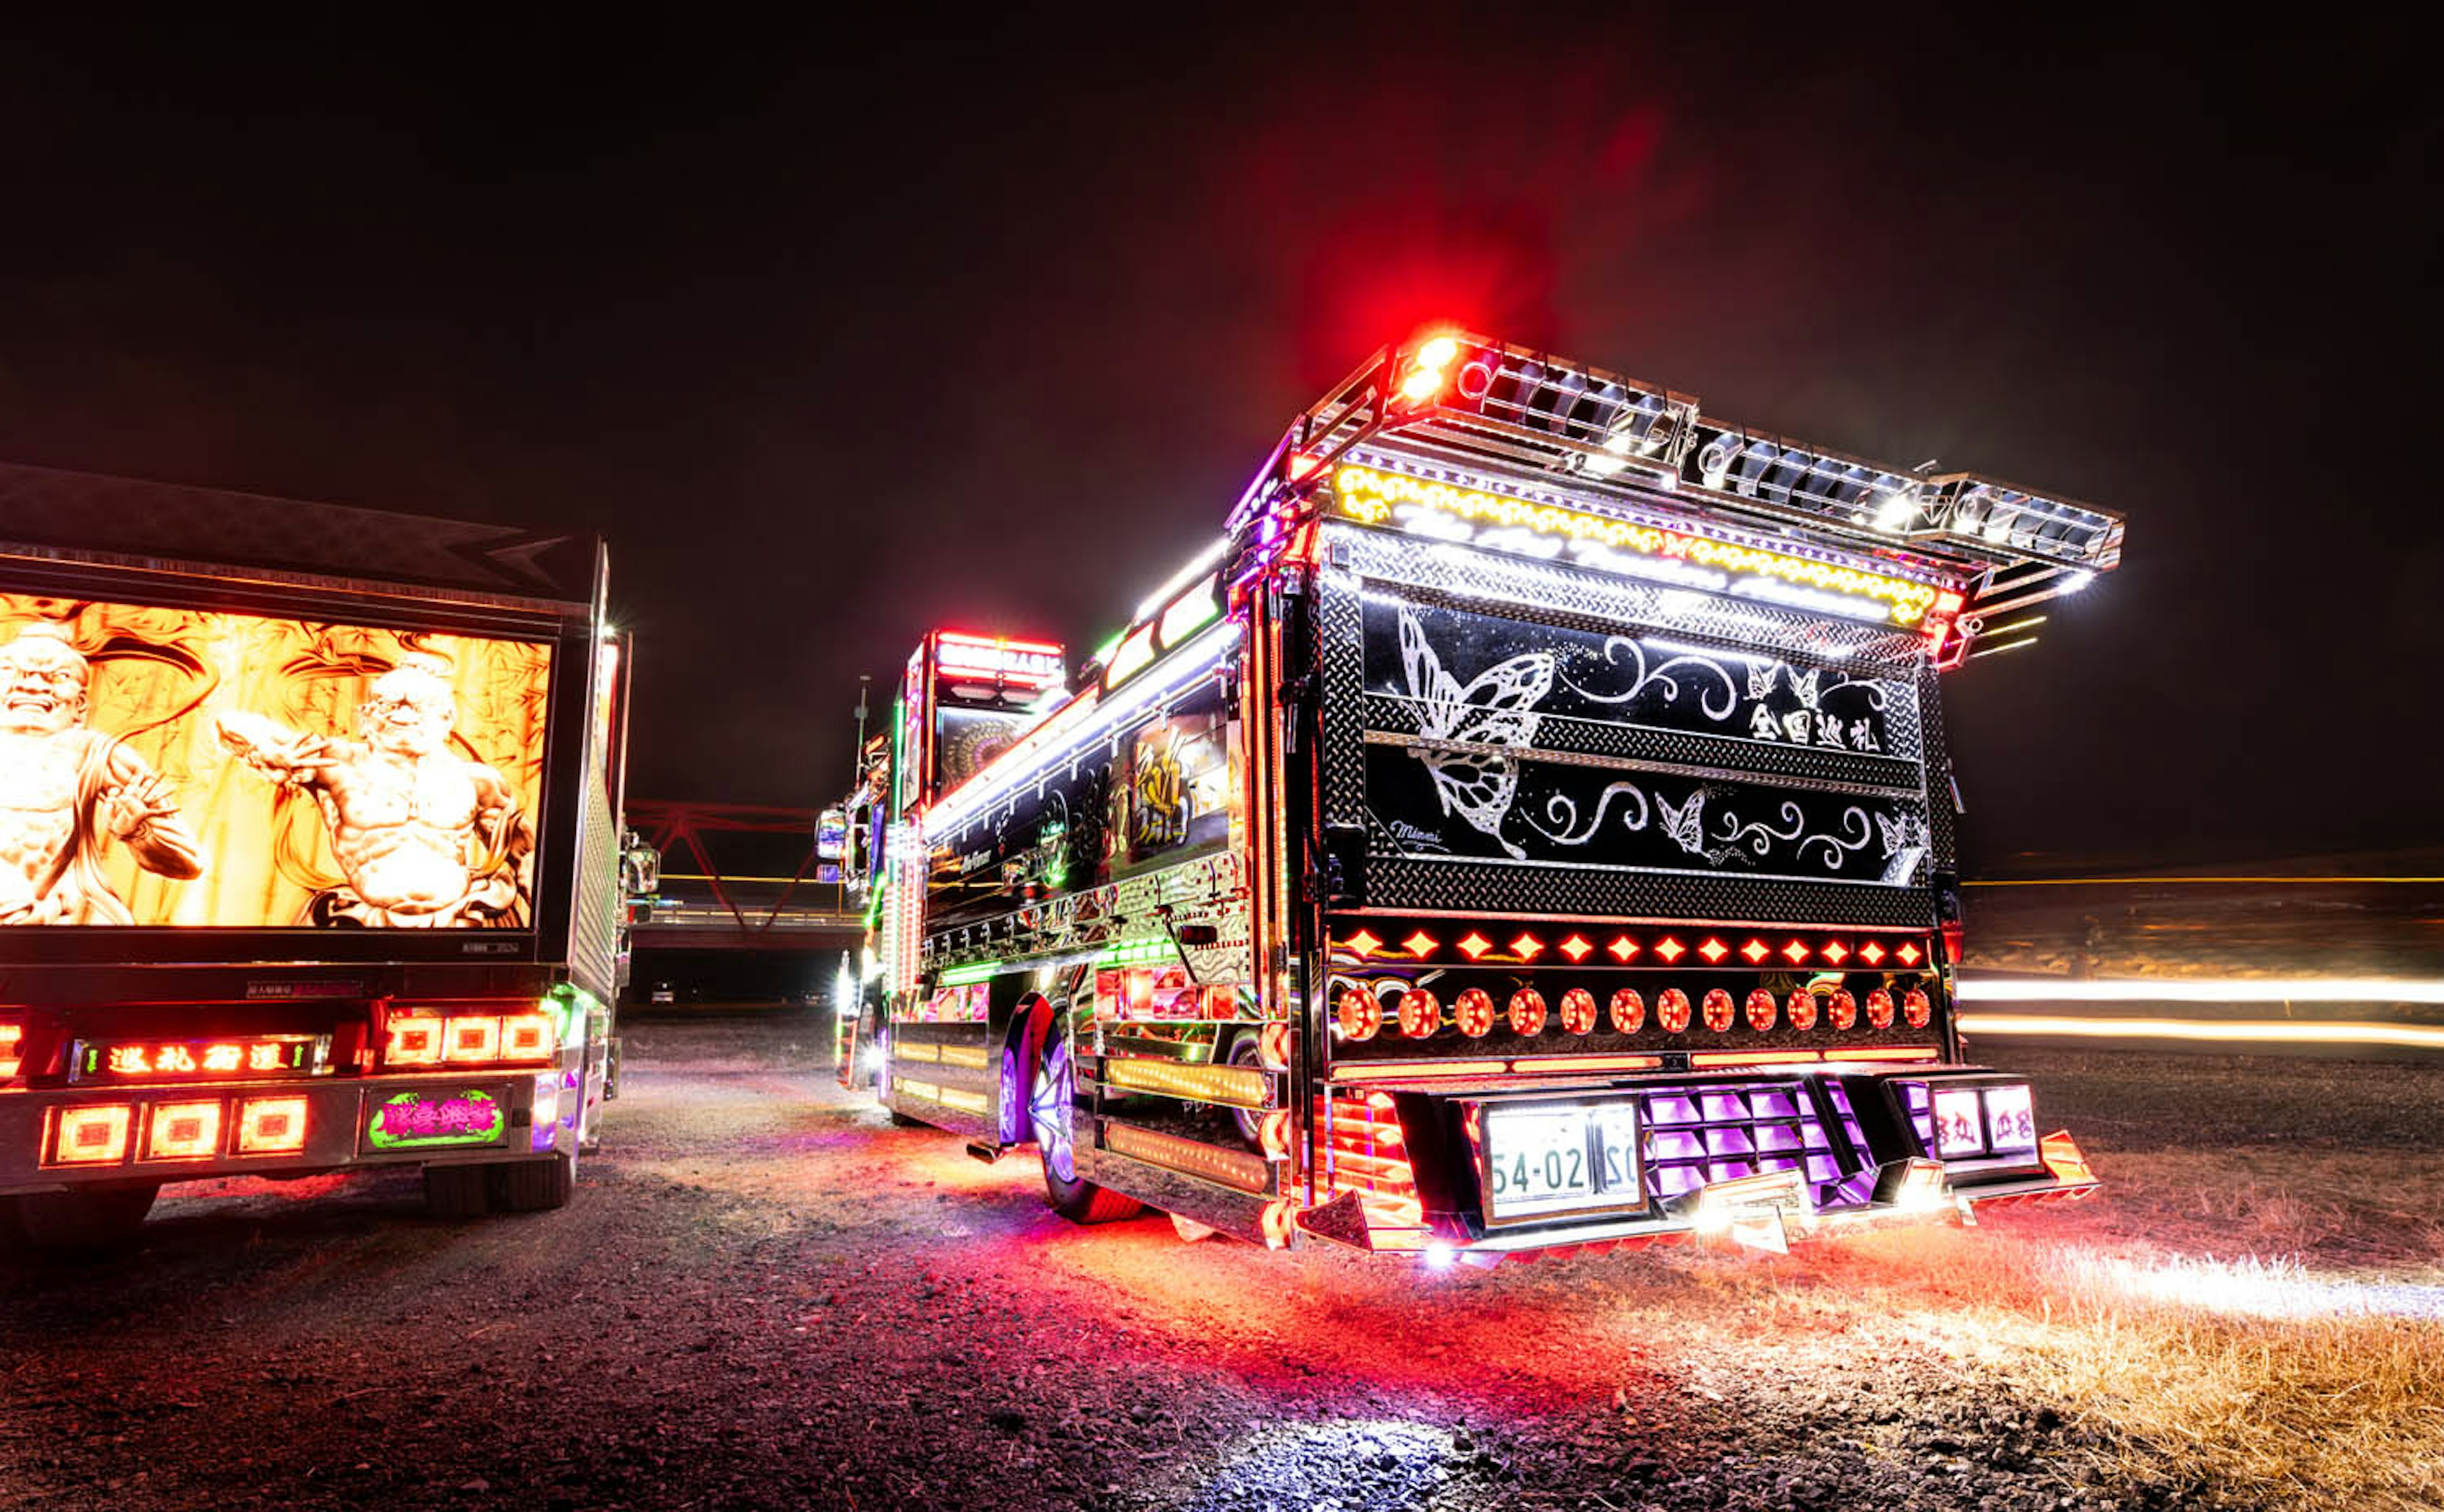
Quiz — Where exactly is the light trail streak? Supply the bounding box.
[1965,876,2444,885]
[1956,977,2444,1004]
[1956,1013,2444,1051]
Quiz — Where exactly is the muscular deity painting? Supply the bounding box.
[0,595,551,929]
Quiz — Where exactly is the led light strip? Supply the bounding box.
[1330,463,1949,627]
[1331,1060,1511,1081]
[1823,1046,1941,1062]
[1100,1056,1270,1109]
[892,1077,990,1114]
[1956,977,2444,1005]
[1103,1121,1271,1192]
[1956,1014,2444,1051]
[925,619,1239,839]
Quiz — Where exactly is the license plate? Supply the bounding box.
[1482,1102,1641,1222]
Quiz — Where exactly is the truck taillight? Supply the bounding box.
[146,1101,223,1161]
[0,1021,21,1079]
[50,1105,133,1165]
[237,1096,309,1154]
[500,1012,557,1060]
[386,1015,445,1066]
[383,1010,557,1070]
[444,1016,502,1063]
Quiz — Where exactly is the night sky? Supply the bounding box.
[2,16,2434,872]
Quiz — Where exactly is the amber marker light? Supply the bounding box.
[146,1101,223,1161]
[1522,1053,1664,1072]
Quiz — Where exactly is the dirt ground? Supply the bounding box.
[4,1015,2441,1512]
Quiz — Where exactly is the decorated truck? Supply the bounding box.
[0,464,629,1248]
[838,333,2117,1260]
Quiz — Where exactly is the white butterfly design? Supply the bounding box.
[1398,609,1555,858]
[1876,811,1926,856]
[1790,669,1821,709]
[1659,788,1709,857]
[1746,662,1778,700]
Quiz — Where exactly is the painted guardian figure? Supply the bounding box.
[0,622,208,924]
[217,657,534,927]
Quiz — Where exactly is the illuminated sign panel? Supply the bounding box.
[73,1035,323,1083]
[932,633,1064,691]
[0,595,551,930]
[365,1088,507,1151]
[1330,463,1948,629]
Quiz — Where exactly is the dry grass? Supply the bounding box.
[1758,1207,2444,1511]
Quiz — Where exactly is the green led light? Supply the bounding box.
[939,960,1005,986]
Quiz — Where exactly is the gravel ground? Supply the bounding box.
[3,1014,2437,1511]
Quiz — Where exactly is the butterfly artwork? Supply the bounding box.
[1746,662,1779,701]
[1658,787,1709,857]
[1396,608,1556,859]
[1790,668,1821,710]
[1876,809,1928,885]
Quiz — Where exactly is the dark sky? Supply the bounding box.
[2,15,2436,871]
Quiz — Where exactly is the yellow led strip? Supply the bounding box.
[893,1077,990,1113]
[934,1043,990,1069]
[1331,463,1944,627]
[1101,1055,1270,1110]
[1104,1121,1271,1193]
[1331,1059,1510,1081]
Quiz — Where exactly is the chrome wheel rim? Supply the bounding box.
[1030,1036,1075,1184]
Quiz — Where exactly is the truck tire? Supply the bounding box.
[423,1162,491,1218]
[1030,1034,1140,1224]
[489,1152,575,1213]
[12,1183,159,1251]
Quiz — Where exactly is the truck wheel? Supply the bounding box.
[423,1163,491,1219]
[12,1183,159,1251]
[1225,1032,1268,1148]
[1030,1034,1139,1223]
[489,1152,575,1213]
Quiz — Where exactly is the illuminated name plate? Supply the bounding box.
[71,1035,327,1084]
[365,1088,507,1151]
[1331,463,1953,629]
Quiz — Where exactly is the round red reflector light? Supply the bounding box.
[1397,988,1440,1039]
[1701,988,1735,1033]
[1609,988,1645,1034]
[1657,988,1692,1034]
[1903,988,1932,1029]
[1865,989,1896,1030]
[1788,990,1818,1032]
[1559,988,1598,1035]
[1335,988,1381,1041]
[1827,989,1858,1031]
[1453,988,1496,1039]
[1507,989,1547,1037]
[1745,989,1778,1032]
